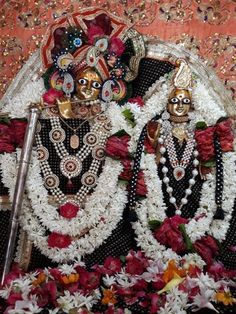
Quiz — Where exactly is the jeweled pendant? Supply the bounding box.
[173,166,185,181]
[70,134,79,149]
[66,179,74,188]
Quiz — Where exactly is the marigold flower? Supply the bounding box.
[101,288,117,305]
[215,290,236,306]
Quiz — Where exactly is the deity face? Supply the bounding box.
[167,89,192,117]
[75,68,102,101]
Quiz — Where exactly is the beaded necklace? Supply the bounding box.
[35,114,110,206]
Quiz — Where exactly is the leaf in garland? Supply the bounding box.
[148,220,162,230]
[118,179,129,186]
[122,108,135,127]
[217,116,228,124]
[195,121,207,130]
[0,116,10,124]
[179,224,194,252]
[120,255,126,263]
[113,129,129,137]
[201,160,215,168]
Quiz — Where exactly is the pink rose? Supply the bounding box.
[109,37,125,57]
[154,215,188,254]
[106,134,131,159]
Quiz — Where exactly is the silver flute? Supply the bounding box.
[1,104,42,285]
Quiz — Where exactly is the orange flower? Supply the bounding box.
[101,288,117,305]
[162,260,186,283]
[61,273,79,285]
[32,272,46,286]
[215,290,236,306]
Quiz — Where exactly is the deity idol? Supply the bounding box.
[121,59,236,271]
[0,8,145,273]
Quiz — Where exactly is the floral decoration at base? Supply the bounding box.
[0,250,236,314]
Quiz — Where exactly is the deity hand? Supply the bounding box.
[57,97,76,119]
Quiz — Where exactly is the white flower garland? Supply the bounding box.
[1,150,127,263]
[132,151,236,264]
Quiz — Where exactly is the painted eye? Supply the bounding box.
[92,81,101,89]
[182,98,191,104]
[170,97,179,104]
[78,78,87,85]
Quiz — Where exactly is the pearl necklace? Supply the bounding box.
[157,118,199,214]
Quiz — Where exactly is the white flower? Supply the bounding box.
[103,274,116,287]
[190,287,218,312]
[58,264,77,275]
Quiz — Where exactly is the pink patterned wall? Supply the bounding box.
[0,0,236,102]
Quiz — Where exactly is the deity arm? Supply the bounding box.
[147,120,161,163]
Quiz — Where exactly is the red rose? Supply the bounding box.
[0,142,15,153]
[47,232,71,248]
[6,292,22,305]
[0,123,13,142]
[216,118,234,152]
[109,37,125,57]
[193,235,219,266]
[42,88,64,105]
[102,256,122,275]
[44,281,57,301]
[128,96,144,107]
[154,215,188,254]
[0,123,15,153]
[132,279,148,291]
[119,159,132,180]
[59,202,80,219]
[136,171,148,196]
[126,256,145,275]
[31,287,49,307]
[195,127,215,161]
[79,270,101,291]
[144,137,155,154]
[10,119,27,147]
[106,135,130,159]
